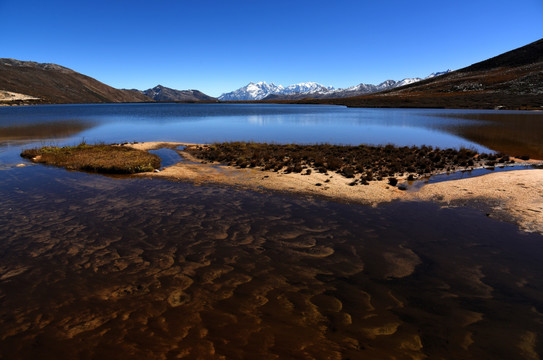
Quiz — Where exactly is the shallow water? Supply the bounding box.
[1,104,543,358]
[0,166,542,359]
[407,164,543,191]
[148,148,182,169]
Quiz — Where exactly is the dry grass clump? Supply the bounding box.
[21,143,161,174]
[186,142,513,183]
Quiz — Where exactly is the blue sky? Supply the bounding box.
[1,0,542,97]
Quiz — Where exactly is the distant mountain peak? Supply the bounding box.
[426,70,452,78]
[140,85,216,102]
[218,81,334,101]
[218,72,453,101]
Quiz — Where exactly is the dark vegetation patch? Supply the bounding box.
[21,143,161,174]
[186,142,513,183]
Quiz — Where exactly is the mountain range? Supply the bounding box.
[234,71,451,101]
[1,37,542,109]
[300,38,543,110]
[0,60,218,105]
[137,85,217,102]
[252,70,451,100]
[0,58,442,104]
[218,82,335,101]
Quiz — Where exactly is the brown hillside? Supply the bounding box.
[0,59,152,104]
[293,38,543,110]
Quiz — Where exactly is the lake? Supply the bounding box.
[1,104,542,359]
[0,103,539,149]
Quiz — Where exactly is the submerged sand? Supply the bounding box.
[4,142,543,359]
[127,142,543,235]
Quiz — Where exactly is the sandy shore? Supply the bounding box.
[415,170,543,234]
[127,142,543,235]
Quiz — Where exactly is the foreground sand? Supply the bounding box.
[128,142,543,235]
[415,170,543,234]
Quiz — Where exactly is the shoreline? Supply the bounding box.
[3,100,543,111]
[127,142,543,235]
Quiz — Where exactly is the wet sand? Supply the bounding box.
[128,142,543,235]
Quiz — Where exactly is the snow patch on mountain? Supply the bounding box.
[283,82,334,95]
[426,70,451,78]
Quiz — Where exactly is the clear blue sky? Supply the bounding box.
[1,0,542,97]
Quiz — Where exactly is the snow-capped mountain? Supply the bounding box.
[218,81,334,101]
[426,70,451,78]
[282,82,334,95]
[308,78,428,99]
[338,73,450,96]
[218,82,283,101]
[219,71,451,101]
[393,78,421,88]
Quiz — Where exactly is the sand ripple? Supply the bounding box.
[0,169,542,359]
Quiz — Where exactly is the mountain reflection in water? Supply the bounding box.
[437,112,543,159]
[1,166,542,359]
[2,105,543,160]
[0,119,94,143]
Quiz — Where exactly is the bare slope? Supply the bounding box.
[0,59,152,104]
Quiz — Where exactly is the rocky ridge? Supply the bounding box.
[139,85,217,102]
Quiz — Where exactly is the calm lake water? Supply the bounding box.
[2,103,542,159]
[1,104,542,359]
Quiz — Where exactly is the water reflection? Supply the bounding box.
[0,167,542,359]
[0,104,526,153]
[3,104,542,165]
[408,164,542,191]
[0,119,94,142]
[435,112,543,159]
[148,148,182,169]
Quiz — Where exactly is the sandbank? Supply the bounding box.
[127,142,543,235]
